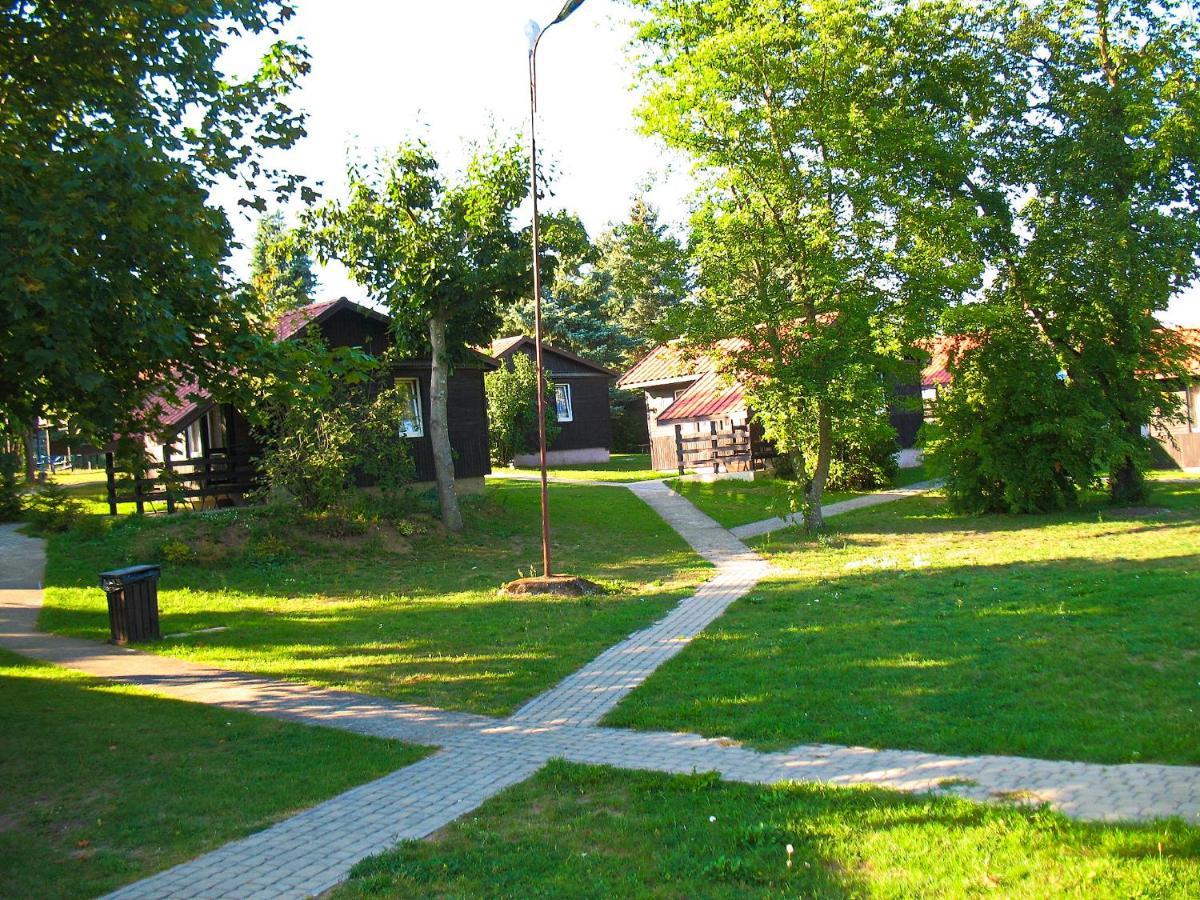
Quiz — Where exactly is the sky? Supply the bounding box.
[216,0,1200,326]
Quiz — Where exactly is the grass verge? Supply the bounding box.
[667,464,930,530]
[0,650,427,900]
[39,481,709,716]
[605,481,1200,764]
[337,760,1200,898]
[495,452,665,482]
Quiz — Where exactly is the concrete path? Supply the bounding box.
[3,474,1199,898]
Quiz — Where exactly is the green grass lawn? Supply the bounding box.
[39,481,710,716]
[667,464,930,529]
[496,452,666,482]
[605,480,1200,764]
[336,760,1200,898]
[0,650,426,900]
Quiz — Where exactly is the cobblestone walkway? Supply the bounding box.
[3,476,1199,899]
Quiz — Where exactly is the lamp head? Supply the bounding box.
[525,19,542,51]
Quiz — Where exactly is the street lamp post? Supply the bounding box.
[526,1,587,579]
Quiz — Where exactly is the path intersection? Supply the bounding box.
[0,477,1196,898]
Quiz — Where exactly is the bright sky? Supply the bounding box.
[216,0,1200,326]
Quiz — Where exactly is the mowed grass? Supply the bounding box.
[606,481,1200,764]
[668,464,931,529]
[0,650,427,900]
[497,452,665,482]
[39,481,709,716]
[336,760,1200,898]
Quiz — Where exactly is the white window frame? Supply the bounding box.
[396,377,425,438]
[555,383,574,423]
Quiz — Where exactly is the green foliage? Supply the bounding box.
[632,0,985,525]
[23,482,82,534]
[925,327,1101,514]
[0,1,310,440]
[501,198,688,369]
[307,136,529,530]
[924,0,1199,504]
[0,449,22,522]
[824,416,899,492]
[250,340,416,510]
[250,212,317,317]
[484,354,559,465]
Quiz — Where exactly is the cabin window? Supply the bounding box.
[555,384,573,423]
[396,378,424,438]
[1190,385,1200,434]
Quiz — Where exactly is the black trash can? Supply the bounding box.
[100,565,162,644]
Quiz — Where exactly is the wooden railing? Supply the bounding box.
[672,422,775,475]
[105,447,260,515]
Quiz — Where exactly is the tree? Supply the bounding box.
[938,0,1200,505]
[484,354,560,465]
[501,210,634,368]
[307,138,527,530]
[599,196,690,351]
[632,0,985,526]
[250,212,318,318]
[0,2,310,442]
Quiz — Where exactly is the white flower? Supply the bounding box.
[709,815,716,823]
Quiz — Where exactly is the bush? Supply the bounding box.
[254,353,417,511]
[0,450,22,521]
[485,353,560,465]
[824,417,899,491]
[924,327,1098,514]
[23,482,83,533]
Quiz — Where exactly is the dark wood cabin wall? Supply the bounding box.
[394,363,491,481]
[552,374,613,451]
[500,345,613,451]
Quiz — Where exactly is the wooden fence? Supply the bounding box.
[105,447,260,515]
[672,422,775,475]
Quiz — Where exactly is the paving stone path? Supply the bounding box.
[2,478,1198,899]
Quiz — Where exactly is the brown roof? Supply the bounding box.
[918,335,978,387]
[1178,327,1200,377]
[488,335,617,377]
[619,339,749,423]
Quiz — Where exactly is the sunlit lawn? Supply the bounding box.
[39,481,710,716]
[668,463,932,529]
[606,480,1200,764]
[496,452,665,482]
[337,760,1200,898]
[0,650,426,900]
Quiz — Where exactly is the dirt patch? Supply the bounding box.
[500,574,605,597]
[1104,506,1170,519]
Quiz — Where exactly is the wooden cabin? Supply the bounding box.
[121,298,496,512]
[489,336,616,466]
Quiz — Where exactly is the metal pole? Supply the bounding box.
[529,32,552,578]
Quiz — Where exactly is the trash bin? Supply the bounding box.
[100,564,162,644]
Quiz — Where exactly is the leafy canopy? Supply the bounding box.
[0,1,310,439]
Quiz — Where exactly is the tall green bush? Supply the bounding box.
[0,450,22,521]
[924,327,1100,514]
[484,354,559,465]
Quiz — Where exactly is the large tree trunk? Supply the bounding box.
[427,314,463,532]
[804,399,833,530]
[1110,452,1145,505]
[21,428,36,483]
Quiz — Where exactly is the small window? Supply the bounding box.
[555,384,573,423]
[185,419,204,458]
[396,378,424,438]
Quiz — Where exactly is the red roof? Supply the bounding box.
[1178,328,1200,377]
[143,299,377,434]
[657,370,746,423]
[919,335,978,387]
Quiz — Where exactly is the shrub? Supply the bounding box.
[156,537,196,564]
[0,449,22,521]
[824,416,899,491]
[924,327,1098,514]
[23,482,82,533]
[484,353,559,465]
[254,350,417,511]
